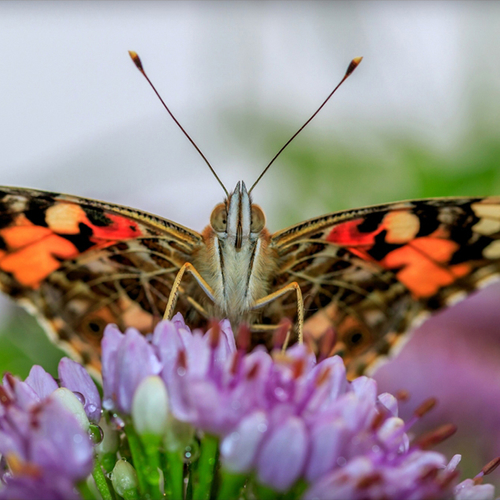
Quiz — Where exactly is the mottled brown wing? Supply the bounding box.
[0,187,203,375]
[267,197,500,377]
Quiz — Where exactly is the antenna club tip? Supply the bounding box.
[345,56,363,77]
[128,50,144,71]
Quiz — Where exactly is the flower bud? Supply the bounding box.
[51,387,89,431]
[132,376,169,437]
[111,459,139,499]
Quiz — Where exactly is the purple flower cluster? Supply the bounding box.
[0,314,496,499]
[102,314,496,499]
[0,360,100,499]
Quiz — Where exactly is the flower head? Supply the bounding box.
[1,314,497,500]
[0,375,93,499]
[100,315,498,498]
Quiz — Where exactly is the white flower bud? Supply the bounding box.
[111,459,138,497]
[51,387,89,431]
[132,376,169,437]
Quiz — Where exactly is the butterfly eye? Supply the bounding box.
[251,205,266,233]
[210,203,227,232]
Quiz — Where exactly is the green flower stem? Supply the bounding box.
[100,452,117,473]
[125,424,150,498]
[254,483,283,500]
[141,434,164,500]
[166,450,185,500]
[216,470,246,500]
[186,460,193,500]
[193,434,219,500]
[284,480,307,499]
[92,459,115,500]
[77,479,98,500]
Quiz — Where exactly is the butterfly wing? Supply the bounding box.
[268,197,500,376]
[0,187,203,374]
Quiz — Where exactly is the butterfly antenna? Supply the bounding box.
[248,57,362,194]
[129,51,229,197]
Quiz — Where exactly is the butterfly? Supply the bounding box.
[1,184,500,378]
[1,53,500,379]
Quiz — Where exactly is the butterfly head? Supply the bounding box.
[210,181,266,250]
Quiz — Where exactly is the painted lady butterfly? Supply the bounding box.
[1,54,499,378]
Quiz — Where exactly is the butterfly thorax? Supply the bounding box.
[192,181,275,328]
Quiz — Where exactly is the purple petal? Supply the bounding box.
[31,398,93,481]
[171,312,190,332]
[25,365,57,401]
[304,456,373,500]
[101,324,124,409]
[220,411,268,473]
[304,356,347,413]
[455,479,495,500]
[350,376,377,402]
[184,333,210,378]
[114,328,162,414]
[153,319,185,364]
[215,319,237,359]
[0,476,81,500]
[445,454,462,473]
[11,379,40,410]
[58,358,101,423]
[285,343,317,374]
[377,392,399,417]
[305,419,349,482]
[256,416,308,492]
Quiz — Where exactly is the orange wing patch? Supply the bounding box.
[0,201,143,289]
[381,237,471,298]
[326,211,471,298]
[89,213,141,242]
[0,235,78,288]
[327,210,420,247]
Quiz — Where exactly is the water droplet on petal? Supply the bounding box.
[337,456,346,467]
[372,445,380,453]
[73,434,83,444]
[102,398,114,411]
[177,367,187,377]
[89,423,104,444]
[182,441,200,463]
[73,391,86,405]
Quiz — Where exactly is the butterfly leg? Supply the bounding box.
[251,281,304,344]
[164,262,216,320]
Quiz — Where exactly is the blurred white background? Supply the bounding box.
[1,1,499,229]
